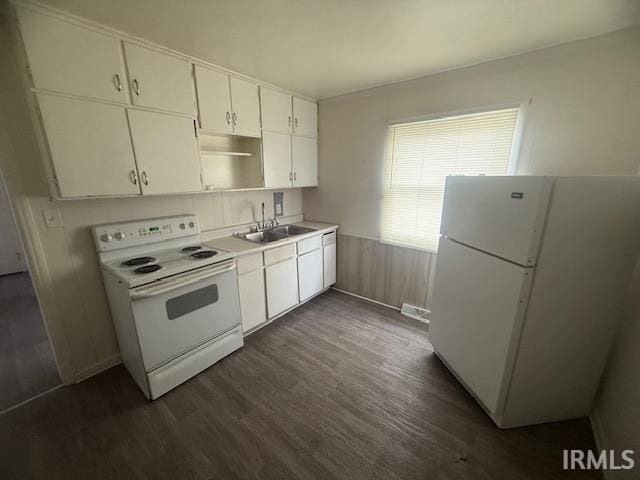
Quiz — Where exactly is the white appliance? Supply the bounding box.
[430,176,640,428]
[92,214,243,400]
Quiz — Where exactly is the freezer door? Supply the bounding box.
[440,176,552,266]
[429,238,532,415]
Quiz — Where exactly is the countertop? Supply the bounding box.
[203,221,338,257]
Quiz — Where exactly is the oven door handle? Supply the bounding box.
[130,260,235,300]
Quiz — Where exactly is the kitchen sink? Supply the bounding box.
[272,225,317,236]
[235,224,317,244]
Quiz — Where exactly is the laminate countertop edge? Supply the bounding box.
[203,221,339,257]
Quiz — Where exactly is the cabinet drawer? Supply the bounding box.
[297,235,322,255]
[237,253,263,275]
[264,244,296,266]
[322,231,336,246]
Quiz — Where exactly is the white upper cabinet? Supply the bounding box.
[37,94,139,197]
[262,132,292,188]
[124,43,194,116]
[194,66,232,133]
[16,7,127,103]
[293,97,318,137]
[292,136,318,187]
[127,109,202,195]
[260,87,292,133]
[230,77,261,137]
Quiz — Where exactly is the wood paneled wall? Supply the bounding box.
[335,233,436,310]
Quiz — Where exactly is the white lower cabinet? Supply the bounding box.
[298,248,323,301]
[237,268,267,332]
[265,257,299,319]
[323,243,337,288]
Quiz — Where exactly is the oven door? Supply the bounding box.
[130,260,241,371]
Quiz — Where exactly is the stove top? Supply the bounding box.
[103,243,233,287]
[122,256,157,267]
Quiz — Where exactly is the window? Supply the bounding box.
[381,107,521,251]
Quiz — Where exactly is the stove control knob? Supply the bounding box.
[100,233,113,243]
[189,221,195,229]
[114,232,126,241]
[179,223,186,230]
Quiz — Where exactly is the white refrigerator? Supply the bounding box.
[429,175,640,428]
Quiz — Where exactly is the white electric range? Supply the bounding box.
[92,214,243,399]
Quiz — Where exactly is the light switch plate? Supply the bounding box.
[42,208,63,228]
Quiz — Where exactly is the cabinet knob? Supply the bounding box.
[132,78,140,96]
[141,171,149,186]
[129,169,138,185]
[232,112,238,126]
[294,172,297,181]
[289,172,293,182]
[288,115,292,127]
[226,111,231,124]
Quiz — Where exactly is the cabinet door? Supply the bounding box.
[17,7,126,103]
[37,94,140,197]
[292,136,318,187]
[194,66,232,133]
[127,109,202,195]
[238,269,267,332]
[323,243,336,288]
[265,258,299,318]
[260,87,292,133]
[298,249,323,302]
[262,132,292,188]
[293,97,318,137]
[230,77,261,137]
[124,43,194,115]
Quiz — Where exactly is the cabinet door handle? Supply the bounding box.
[289,172,293,182]
[141,171,149,186]
[294,172,297,181]
[295,117,299,129]
[129,169,138,185]
[226,111,231,124]
[232,112,238,126]
[132,78,140,96]
[113,74,122,92]
[288,115,292,127]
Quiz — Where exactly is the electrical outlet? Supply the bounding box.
[42,208,63,228]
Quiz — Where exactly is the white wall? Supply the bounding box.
[593,261,640,478]
[303,26,640,238]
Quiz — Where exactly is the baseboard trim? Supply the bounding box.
[331,287,400,311]
[73,353,121,383]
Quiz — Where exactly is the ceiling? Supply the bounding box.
[37,0,640,99]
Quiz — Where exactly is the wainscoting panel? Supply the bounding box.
[336,234,434,309]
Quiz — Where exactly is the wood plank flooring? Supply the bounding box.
[0,272,60,412]
[0,290,601,479]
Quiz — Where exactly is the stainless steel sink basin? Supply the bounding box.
[235,224,317,244]
[272,225,316,236]
[238,230,289,244]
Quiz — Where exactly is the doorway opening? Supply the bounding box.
[0,171,61,414]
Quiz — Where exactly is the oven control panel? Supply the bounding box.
[92,215,200,251]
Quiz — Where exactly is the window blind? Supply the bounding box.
[381,107,520,251]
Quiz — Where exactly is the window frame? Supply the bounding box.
[380,101,529,253]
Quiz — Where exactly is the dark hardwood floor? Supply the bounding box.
[0,272,60,413]
[0,290,601,479]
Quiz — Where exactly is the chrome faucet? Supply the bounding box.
[252,202,279,231]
